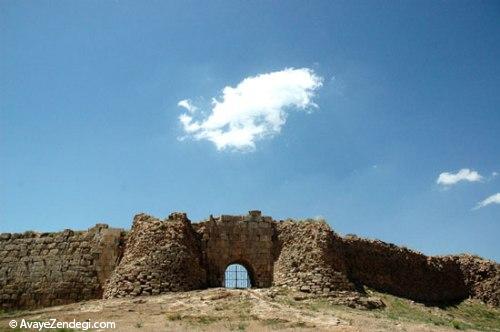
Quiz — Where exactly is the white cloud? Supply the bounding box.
[436,169,483,186]
[177,99,197,114]
[473,193,500,210]
[177,68,323,151]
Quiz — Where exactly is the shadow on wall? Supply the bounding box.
[338,235,499,307]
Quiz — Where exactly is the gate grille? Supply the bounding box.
[224,263,250,288]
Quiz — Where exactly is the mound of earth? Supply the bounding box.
[1,288,499,331]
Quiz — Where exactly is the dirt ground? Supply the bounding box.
[1,288,499,331]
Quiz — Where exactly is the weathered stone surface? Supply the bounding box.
[453,254,500,306]
[103,213,206,298]
[1,210,498,309]
[196,212,276,288]
[273,220,355,294]
[0,224,123,309]
[339,235,500,306]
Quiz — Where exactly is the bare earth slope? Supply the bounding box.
[1,288,499,332]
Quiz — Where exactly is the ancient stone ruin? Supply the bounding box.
[1,211,499,309]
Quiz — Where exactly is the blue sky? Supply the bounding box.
[1,1,499,260]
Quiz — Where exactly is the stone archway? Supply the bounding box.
[202,212,276,288]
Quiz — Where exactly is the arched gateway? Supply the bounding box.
[201,211,275,288]
[2,210,496,309]
[104,210,357,300]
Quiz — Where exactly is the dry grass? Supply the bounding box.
[1,288,499,331]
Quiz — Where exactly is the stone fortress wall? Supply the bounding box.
[338,235,499,306]
[272,220,355,294]
[1,211,498,309]
[193,211,276,288]
[0,224,123,309]
[103,213,206,298]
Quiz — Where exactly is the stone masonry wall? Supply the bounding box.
[0,224,123,309]
[453,254,500,306]
[1,210,499,309]
[273,220,355,295]
[103,213,206,298]
[194,211,276,288]
[339,235,500,305]
[339,235,470,303]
